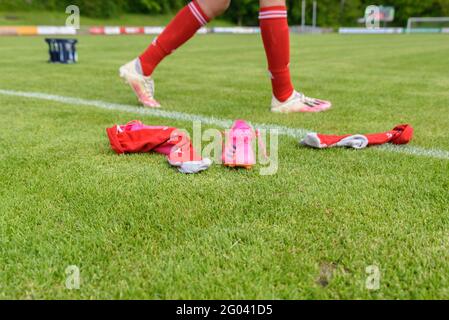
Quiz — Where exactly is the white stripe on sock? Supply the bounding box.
[259,10,287,18]
[188,3,204,25]
[259,11,287,15]
[259,14,288,20]
[188,2,207,26]
[192,3,208,25]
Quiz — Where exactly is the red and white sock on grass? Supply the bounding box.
[106,121,211,174]
[259,5,294,102]
[301,124,414,149]
[138,1,209,76]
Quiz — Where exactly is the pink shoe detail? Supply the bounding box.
[130,82,161,108]
[299,99,332,113]
[222,120,257,169]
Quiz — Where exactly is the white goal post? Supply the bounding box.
[406,17,449,33]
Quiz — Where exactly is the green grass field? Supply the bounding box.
[0,33,448,299]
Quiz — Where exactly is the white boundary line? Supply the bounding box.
[1,88,448,161]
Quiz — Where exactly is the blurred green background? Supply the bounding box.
[0,0,448,27]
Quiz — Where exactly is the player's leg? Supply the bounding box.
[139,0,230,77]
[259,0,331,113]
[120,0,231,108]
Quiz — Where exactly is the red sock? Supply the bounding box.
[139,1,209,76]
[302,125,414,149]
[106,121,202,162]
[259,6,294,102]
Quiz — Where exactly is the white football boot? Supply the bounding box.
[119,59,161,108]
[271,91,332,113]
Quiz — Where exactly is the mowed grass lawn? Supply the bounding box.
[0,33,448,299]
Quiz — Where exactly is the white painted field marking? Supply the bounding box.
[1,88,448,160]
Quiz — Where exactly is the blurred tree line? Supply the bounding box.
[1,0,449,27]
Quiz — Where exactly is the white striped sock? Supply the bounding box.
[260,10,287,15]
[259,15,288,20]
[188,2,207,26]
[259,10,287,20]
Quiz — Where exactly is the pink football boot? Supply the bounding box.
[222,120,257,170]
[119,59,161,108]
